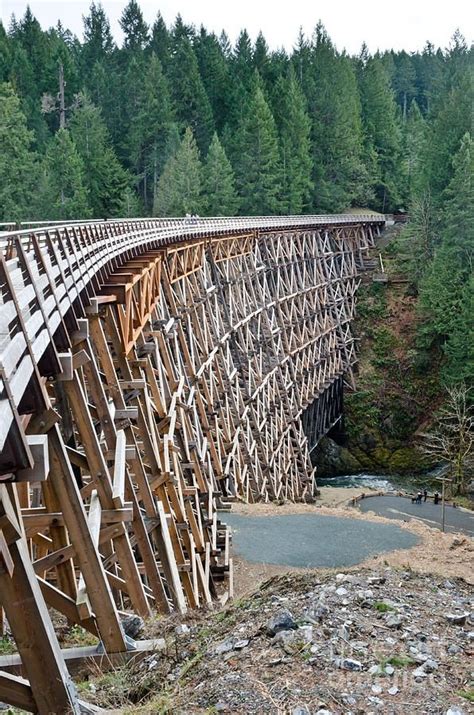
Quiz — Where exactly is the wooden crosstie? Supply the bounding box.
[0,214,384,712]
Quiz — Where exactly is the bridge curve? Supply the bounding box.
[0,214,384,713]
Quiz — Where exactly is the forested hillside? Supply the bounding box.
[0,2,472,386]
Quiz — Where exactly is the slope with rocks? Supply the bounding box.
[81,565,473,714]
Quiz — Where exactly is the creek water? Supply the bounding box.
[316,472,433,492]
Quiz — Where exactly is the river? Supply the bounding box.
[316,472,434,493]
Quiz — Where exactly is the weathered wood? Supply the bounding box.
[0,215,383,713]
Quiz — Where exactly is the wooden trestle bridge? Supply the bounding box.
[0,213,383,712]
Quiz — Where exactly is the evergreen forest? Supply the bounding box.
[0,2,472,385]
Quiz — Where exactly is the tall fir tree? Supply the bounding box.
[202,133,239,216]
[273,67,312,214]
[35,128,91,220]
[167,34,215,152]
[306,25,370,211]
[153,127,202,216]
[127,53,175,209]
[119,0,149,53]
[69,94,131,217]
[233,83,281,215]
[419,133,474,382]
[0,82,37,221]
[359,53,402,211]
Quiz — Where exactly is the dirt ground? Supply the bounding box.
[229,488,473,597]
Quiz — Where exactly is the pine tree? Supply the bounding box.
[69,94,130,217]
[36,128,91,220]
[419,133,474,382]
[193,28,230,132]
[233,84,281,215]
[359,54,402,211]
[127,53,175,209]
[149,12,170,68]
[167,34,215,152]
[119,0,149,53]
[273,67,312,214]
[421,70,473,207]
[202,133,239,216]
[0,82,37,221]
[153,127,202,216]
[393,51,416,119]
[81,2,115,72]
[306,25,369,211]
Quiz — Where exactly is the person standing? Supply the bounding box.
[423,489,428,502]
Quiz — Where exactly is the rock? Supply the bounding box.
[274,626,312,648]
[335,657,363,671]
[448,644,461,654]
[384,665,395,675]
[121,614,144,639]
[385,614,403,629]
[371,685,382,695]
[412,667,428,679]
[388,686,399,695]
[336,587,348,596]
[175,623,190,635]
[446,708,465,715]
[422,658,438,672]
[292,708,310,715]
[468,631,474,640]
[446,612,470,625]
[214,638,236,655]
[368,576,386,585]
[266,609,298,636]
[215,704,229,713]
[316,710,333,715]
[368,664,381,675]
[234,639,249,650]
[368,695,384,706]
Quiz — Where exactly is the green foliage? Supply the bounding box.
[0,82,37,221]
[167,34,215,153]
[202,133,239,216]
[373,601,396,612]
[233,84,281,215]
[69,94,130,217]
[273,67,312,213]
[35,128,91,220]
[153,127,202,216]
[358,52,403,211]
[127,53,175,209]
[419,133,474,383]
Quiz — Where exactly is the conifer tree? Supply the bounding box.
[128,53,175,208]
[119,0,149,53]
[202,133,239,216]
[359,54,402,211]
[273,67,312,214]
[233,84,281,215]
[149,12,170,68]
[419,133,474,382]
[153,127,202,216]
[193,28,230,132]
[36,128,91,220]
[69,94,130,217]
[307,25,369,211]
[81,2,115,72]
[167,35,215,152]
[0,82,37,221]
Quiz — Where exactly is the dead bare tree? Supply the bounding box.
[418,384,474,495]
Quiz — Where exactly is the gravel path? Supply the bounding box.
[357,496,474,536]
[224,512,419,568]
